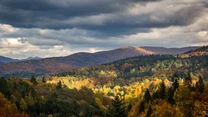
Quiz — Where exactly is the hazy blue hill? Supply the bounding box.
[0,56,19,63]
[0,61,4,64]
[21,57,42,61]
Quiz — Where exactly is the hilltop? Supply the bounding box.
[0,46,199,77]
[182,46,208,57]
[0,56,19,64]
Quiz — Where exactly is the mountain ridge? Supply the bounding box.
[140,46,200,55]
[21,57,42,61]
[181,46,208,57]
[0,46,200,77]
[0,56,19,64]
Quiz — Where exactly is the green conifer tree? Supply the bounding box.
[146,105,152,117]
[196,76,204,93]
[159,80,166,99]
[138,100,145,113]
[42,76,46,83]
[108,95,127,117]
[56,81,62,89]
[167,87,175,104]
[30,75,38,85]
[185,72,192,85]
[144,89,151,103]
[0,77,10,97]
[172,78,179,91]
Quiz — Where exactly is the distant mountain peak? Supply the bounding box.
[27,56,41,59]
[119,46,154,54]
[21,56,42,61]
[120,46,134,49]
[0,46,201,77]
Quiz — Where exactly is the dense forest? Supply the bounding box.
[0,72,207,117]
[57,54,208,81]
[0,46,208,117]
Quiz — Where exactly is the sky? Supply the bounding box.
[0,0,207,59]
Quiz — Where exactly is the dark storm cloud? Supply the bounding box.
[65,1,206,37]
[0,0,162,33]
[0,0,207,37]
[0,0,155,21]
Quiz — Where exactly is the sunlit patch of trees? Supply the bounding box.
[57,54,208,81]
[1,50,208,116]
[0,73,207,117]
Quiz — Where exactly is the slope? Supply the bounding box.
[0,46,153,77]
[59,54,208,81]
[0,61,4,64]
[21,57,42,61]
[182,45,208,57]
[0,56,19,63]
[0,46,199,77]
[141,46,199,55]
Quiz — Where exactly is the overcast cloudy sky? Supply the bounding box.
[0,0,207,59]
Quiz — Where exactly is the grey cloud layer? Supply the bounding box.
[0,0,207,37]
[0,0,207,59]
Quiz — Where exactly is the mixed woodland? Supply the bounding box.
[0,46,208,117]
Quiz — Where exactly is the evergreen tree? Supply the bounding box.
[30,75,38,85]
[172,78,179,91]
[127,103,132,112]
[167,87,175,104]
[138,101,145,113]
[167,78,179,104]
[159,80,166,99]
[185,72,192,85]
[108,95,127,117]
[0,77,10,97]
[144,89,151,103]
[42,76,46,83]
[196,76,204,93]
[171,74,178,82]
[56,81,62,89]
[152,90,159,100]
[146,105,152,117]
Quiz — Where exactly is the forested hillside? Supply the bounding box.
[0,46,208,117]
[0,70,207,116]
[0,56,19,63]
[0,46,198,78]
[58,54,208,81]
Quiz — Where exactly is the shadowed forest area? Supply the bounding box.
[1,47,208,117]
[0,72,208,117]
